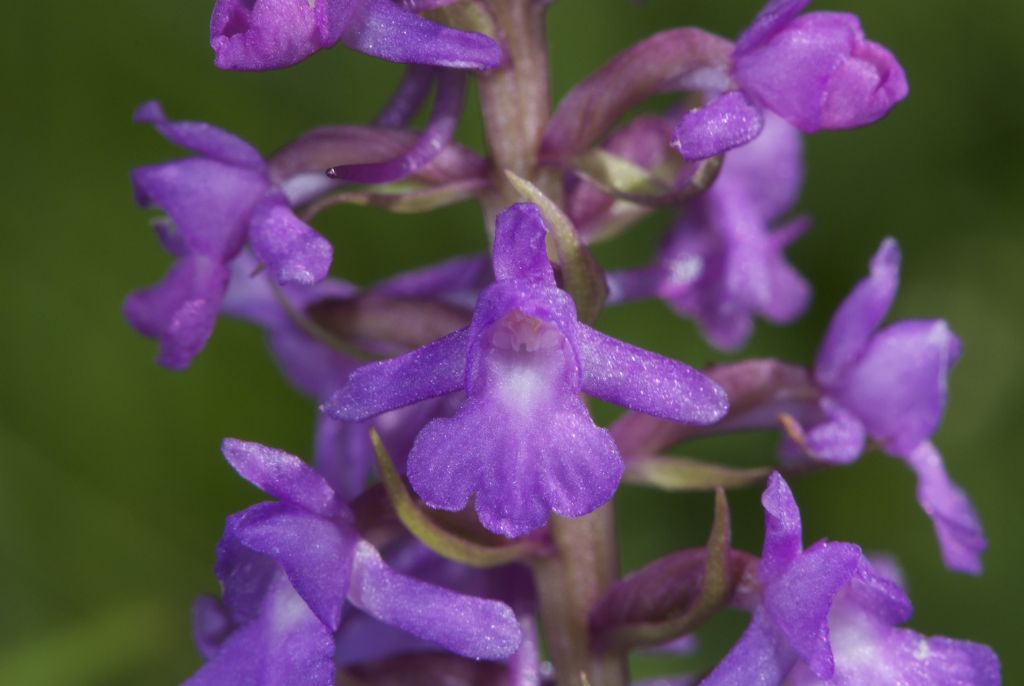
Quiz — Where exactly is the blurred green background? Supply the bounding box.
[2,0,1021,683]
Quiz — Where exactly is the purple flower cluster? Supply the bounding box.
[124,0,998,684]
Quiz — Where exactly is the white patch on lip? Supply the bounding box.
[270,579,311,635]
[498,364,545,411]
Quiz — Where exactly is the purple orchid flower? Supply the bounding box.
[325,203,729,537]
[210,0,503,72]
[185,439,522,686]
[126,102,332,370]
[700,473,999,686]
[674,0,908,160]
[609,113,810,350]
[785,238,986,574]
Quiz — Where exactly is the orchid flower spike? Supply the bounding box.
[326,203,728,537]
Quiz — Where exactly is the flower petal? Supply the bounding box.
[492,203,556,286]
[407,392,623,538]
[221,439,343,518]
[229,502,357,631]
[577,324,728,424]
[759,472,803,582]
[324,327,470,420]
[184,573,336,686]
[833,320,960,454]
[734,0,811,54]
[123,255,229,370]
[337,0,503,70]
[763,540,862,679]
[192,595,231,660]
[733,12,907,132]
[672,91,765,161]
[785,399,866,465]
[346,541,522,659]
[131,158,267,260]
[903,442,986,574]
[700,607,796,686]
[134,101,264,169]
[248,196,333,286]
[719,112,804,220]
[814,237,901,387]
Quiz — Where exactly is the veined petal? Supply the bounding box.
[672,91,765,161]
[133,101,264,169]
[324,327,470,420]
[577,325,728,424]
[759,472,804,583]
[184,573,335,686]
[408,392,622,538]
[123,255,229,370]
[834,320,960,455]
[700,607,797,686]
[903,442,986,574]
[131,158,267,260]
[230,502,357,631]
[248,196,333,286]
[336,0,502,70]
[221,439,343,519]
[346,541,522,659]
[815,238,901,387]
[763,540,862,678]
[492,203,556,286]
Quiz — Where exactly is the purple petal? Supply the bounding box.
[903,442,986,574]
[131,158,267,260]
[133,101,264,170]
[577,324,728,424]
[846,557,912,626]
[734,0,811,54]
[346,541,522,659]
[763,540,862,678]
[699,607,796,686]
[672,91,765,161]
[785,399,866,464]
[313,416,374,502]
[833,320,960,455]
[733,12,907,132]
[492,203,556,286]
[211,0,328,71]
[814,237,901,387]
[265,327,358,401]
[192,595,231,660]
[408,392,622,537]
[718,111,804,220]
[328,71,465,183]
[788,595,1000,685]
[324,327,470,420]
[230,502,357,631]
[759,472,803,582]
[184,573,335,686]
[336,0,502,70]
[374,65,436,128]
[221,439,343,518]
[123,255,229,370]
[248,196,333,286]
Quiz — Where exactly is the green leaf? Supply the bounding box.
[370,430,544,567]
[504,171,608,323]
[623,454,771,491]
